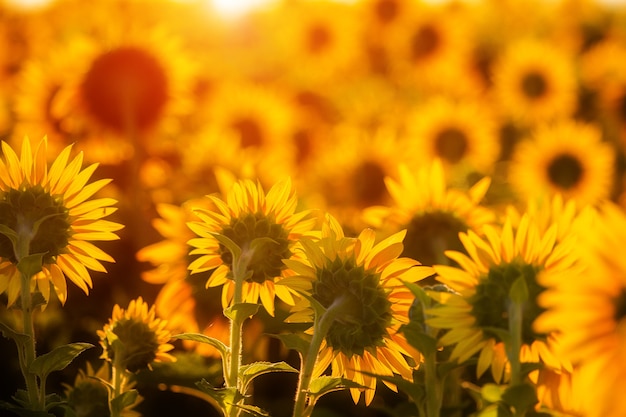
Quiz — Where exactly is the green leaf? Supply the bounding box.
[0,224,17,249]
[224,303,260,322]
[0,400,56,417]
[172,333,229,362]
[0,321,30,344]
[480,383,503,403]
[195,379,242,413]
[401,321,438,356]
[17,252,46,278]
[110,390,139,416]
[481,326,511,346]
[501,382,538,414]
[210,232,242,261]
[299,292,327,322]
[29,343,94,381]
[239,361,298,393]
[232,403,270,417]
[403,281,432,308]
[307,376,369,404]
[509,276,529,305]
[268,333,311,356]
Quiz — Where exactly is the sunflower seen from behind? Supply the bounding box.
[508,120,615,206]
[363,160,494,269]
[187,177,317,317]
[283,214,434,405]
[0,136,122,307]
[98,296,175,373]
[426,212,579,388]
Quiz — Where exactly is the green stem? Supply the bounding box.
[110,356,126,417]
[292,296,345,417]
[424,349,440,417]
[18,270,41,410]
[225,246,253,417]
[508,301,523,387]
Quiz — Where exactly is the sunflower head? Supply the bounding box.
[64,362,142,417]
[187,177,317,315]
[284,214,434,404]
[97,296,175,373]
[0,136,122,306]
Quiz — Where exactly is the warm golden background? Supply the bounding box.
[1,0,626,416]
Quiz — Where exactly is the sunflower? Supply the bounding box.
[12,13,194,164]
[63,362,142,417]
[97,296,175,373]
[0,136,122,306]
[263,0,362,86]
[189,81,298,187]
[363,160,494,268]
[187,177,317,316]
[404,96,501,176]
[426,212,579,385]
[283,214,434,405]
[384,2,473,93]
[534,201,626,417]
[508,120,615,206]
[492,38,578,126]
[302,123,415,233]
[136,198,239,359]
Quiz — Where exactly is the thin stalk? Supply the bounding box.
[18,270,41,409]
[16,224,42,410]
[226,247,253,417]
[507,301,523,387]
[424,349,441,417]
[292,296,345,417]
[110,356,126,417]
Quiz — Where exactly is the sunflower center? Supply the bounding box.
[374,0,399,24]
[81,46,168,133]
[313,257,393,357]
[469,262,547,345]
[0,186,70,265]
[307,23,332,54]
[547,153,583,190]
[402,210,468,267]
[352,160,388,207]
[411,24,440,60]
[231,116,264,148]
[108,319,159,373]
[521,71,547,99]
[613,289,626,323]
[434,127,469,164]
[219,212,291,284]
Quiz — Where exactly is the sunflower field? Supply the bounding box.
[0,0,626,416]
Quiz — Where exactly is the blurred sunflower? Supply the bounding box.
[193,81,298,186]
[0,137,122,306]
[98,296,175,373]
[404,96,501,176]
[283,214,434,404]
[492,38,578,126]
[63,362,142,417]
[265,0,362,86]
[363,160,494,268]
[384,2,473,92]
[13,20,194,164]
[508,121,615,205]
[534,201,626,417]
[426,213,579,385]
[187,177,317,316]
[303,124,413,233]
